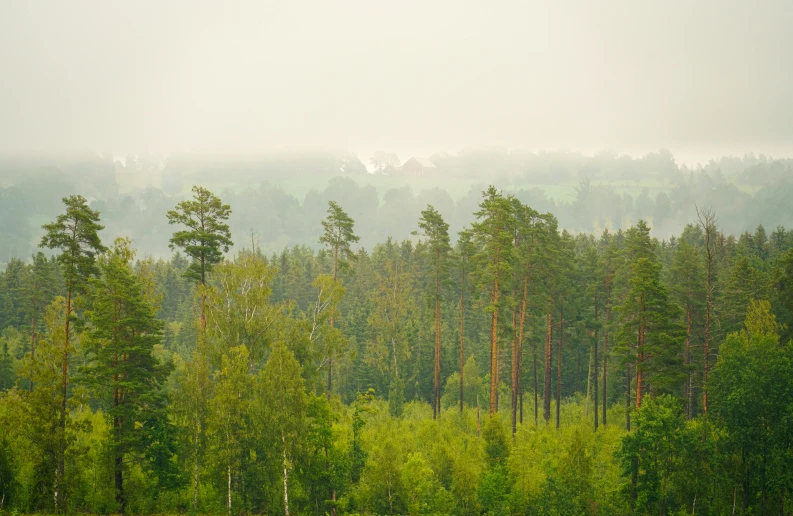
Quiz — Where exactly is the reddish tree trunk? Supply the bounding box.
[543,313,552,423]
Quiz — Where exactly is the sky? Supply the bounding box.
[1,0,793,166]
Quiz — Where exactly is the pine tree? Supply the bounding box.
[167,186,232,508]
[471,187,515,417]
[319,201,359,399]
[455,230,476,413]
[19,252,54,391]
[80,238,172,513]
[39,194,106,511]
[668,239,705,418]
[616,222,685,410]
[696,207,718,414]
[167,185,233,330]
[414,205,452,419]
[510,201,542,432]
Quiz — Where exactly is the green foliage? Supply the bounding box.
[39,195,106,295]
[167,186,233,284]
[3,185,793,514]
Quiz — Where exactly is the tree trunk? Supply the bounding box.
[476,395,481,438]
[544,313,552,424]
[510,296,518,435]
[556,309,563,430]
[193,422,200,510]
[327,246,339,401]
[593,334,599,431]
[626,365,632,432]
[686,303,693,419]
[603,306,609,427]
[55,288,72,512]
[115,451,124,514]
[635,299,645,408]
[433,281,441,420]
[489,277,500,417]
[227,462,232,516]
[459,269,465,413]
[517,275,529,426]
[282,432,290,516]
[29,314,36,391]
[533,339,538,426]
[594,295,599,432]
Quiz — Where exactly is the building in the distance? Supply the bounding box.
[399,157,437,177]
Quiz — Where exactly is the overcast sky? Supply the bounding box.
[1,0,792,164]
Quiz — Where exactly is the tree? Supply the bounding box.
[600,231,617,427]
[319,201,359,399]
[254,342,307,516]
[617,255,684,409]
[369,152,401,175]
[696,206,717,414]
[80,238,172,513]
[207,345,251,516]
[167,185,233,329]
[720,256,766,335]
[19,252,55,391]
[711,300,793,513]
[414,205,452,419]
[39,194,106,511]
[167,186,232,508]
[773,249,793,344]
[616,222,684,424]
[455,230,476,413]
[510,201,542,433]
[471,186,514,417]
[668,238,705,418]
[618,395,702,515]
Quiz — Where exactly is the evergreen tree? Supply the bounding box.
[39,194,106,511]
[455,230,476,413]
[19,252,55,391]
[319,201,359,398]
[616,222,685,410]
[414,205,452,419]
[166,185,233,329]
[80,239,172,513]
[471,186,514,417]
[668,239,705,418]
[167,186,232,508]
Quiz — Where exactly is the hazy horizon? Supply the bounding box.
[2,1,793,165]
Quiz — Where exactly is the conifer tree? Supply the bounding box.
[19,252,54,391]
[319,201,359,398]
[668,239,705,418]
[696,207,718,413]
[455,230,476,413]
[471,186,515,417]
[167,186,232,508]
[80,238,172,513]
[414,205,452,419]
[39,194,106,511]
[167,185,233,329]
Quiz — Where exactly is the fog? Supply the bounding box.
[2,0,793,162]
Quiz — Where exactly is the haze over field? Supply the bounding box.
[2,1,793,162]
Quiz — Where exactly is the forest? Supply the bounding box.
[3,150,793,263]
[1,184,793,516]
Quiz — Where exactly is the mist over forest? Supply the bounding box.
[4,1,793,514]
[2,148,792,264]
